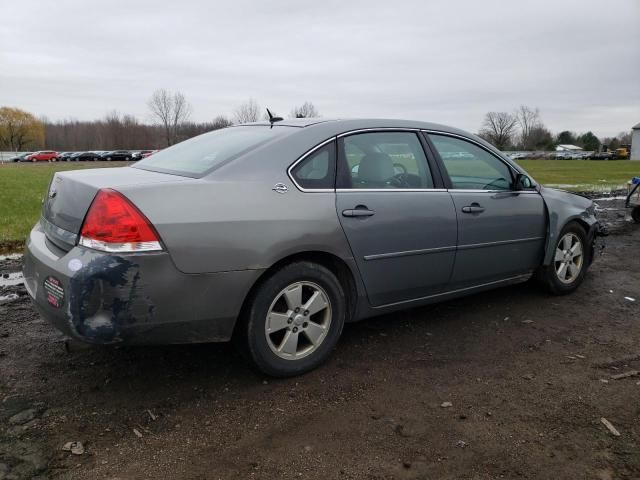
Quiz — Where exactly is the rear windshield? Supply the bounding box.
[133,126,293,177]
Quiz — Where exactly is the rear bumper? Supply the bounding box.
[23,222,263,345]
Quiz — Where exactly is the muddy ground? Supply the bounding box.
[1,197,639,480]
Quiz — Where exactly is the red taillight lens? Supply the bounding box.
[79,189,162,252]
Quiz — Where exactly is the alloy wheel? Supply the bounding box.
[554,233,584,284]
[265,281,332,360]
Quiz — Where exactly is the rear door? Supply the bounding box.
[426,132,546,289]
[335,130,457,307]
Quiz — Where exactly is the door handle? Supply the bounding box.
[461,203,485,214]
[342,206,375,217]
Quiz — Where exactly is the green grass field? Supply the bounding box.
[0,162,128,247]
[516,160,638,189]
[0,159,638,246]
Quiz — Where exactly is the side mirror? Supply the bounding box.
[514,173,535,190]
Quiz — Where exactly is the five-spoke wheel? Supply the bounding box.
[236,261,346,377]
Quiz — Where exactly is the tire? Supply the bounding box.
[539,222,589,295]
[632,206,640,224]
[236,261,346,377]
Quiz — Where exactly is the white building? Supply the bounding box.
[555,144,583,152]
[631,122,640,161]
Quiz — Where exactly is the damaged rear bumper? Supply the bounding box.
[22,222,262,345]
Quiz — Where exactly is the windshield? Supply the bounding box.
[133,126,294,177]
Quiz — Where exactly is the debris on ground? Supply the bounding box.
[456,440,467,448]
[147,410,157,421]
[62,441,85,455]
[133,428,143,438]
[611,370,639,380]
[624,297,636,302]
[600,418,621,437]
[440,402,453,408]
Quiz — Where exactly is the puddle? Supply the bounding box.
[0,272,24,287]
[0,253,22,261]
[0,293,20,303]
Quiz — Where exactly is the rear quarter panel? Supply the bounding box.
[121,181,354,274]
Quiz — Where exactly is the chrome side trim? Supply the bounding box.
[457,236,545,251]
[372,273,533,309]
[286,137,336,193]
[336,188,448,193]
[363,236,543,262]
[364,245,456,261]
[447,189,540,194]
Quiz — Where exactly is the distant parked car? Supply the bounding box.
[591,152,614,160]
[58,152,75,161]
[25,151,58,162]
[70,151,100,161]
[99,150,132,161]
[131,150,154,161]
[142,149,159,158]
[10,152,32,162]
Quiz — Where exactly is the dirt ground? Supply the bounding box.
[1,196,639,480]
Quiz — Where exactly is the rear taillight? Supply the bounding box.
[79,189,162,253]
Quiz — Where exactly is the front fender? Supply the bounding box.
[539,186,599,266]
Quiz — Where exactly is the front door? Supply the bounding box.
[335,131,458,307]
[427,133,547,289]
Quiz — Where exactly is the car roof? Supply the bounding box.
[237,117,469,134]
[235,118,480,144]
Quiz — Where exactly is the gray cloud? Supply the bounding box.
[1,0,638,136]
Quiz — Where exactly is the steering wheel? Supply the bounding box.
[389,173,412,188]
[483,178,508,190]
[393,163,408,175]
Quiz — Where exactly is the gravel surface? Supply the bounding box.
[0,198,638,479]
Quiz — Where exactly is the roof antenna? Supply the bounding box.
[266,108,283,128]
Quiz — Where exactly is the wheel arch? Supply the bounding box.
[233,250,361,337]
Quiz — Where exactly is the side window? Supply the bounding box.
[338,132,434,189]
[428,134,513,190]
[291,141,335,190]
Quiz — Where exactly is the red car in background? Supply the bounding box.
[25,151,59,162]
[142,149,160,158]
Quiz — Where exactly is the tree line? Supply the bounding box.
[0,90,320,152]
[0,92,632,153]
[479,106,632,152]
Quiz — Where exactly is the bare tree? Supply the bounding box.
[515,105,541,150]
[148,89,192,146]
[211,115,233,129]
[291,101,319,118]
[234,99,260,124]
[479,112,518,150]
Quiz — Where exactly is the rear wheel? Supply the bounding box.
[632,206,640,224]
[236,262,346,377]
[539,222,588,295]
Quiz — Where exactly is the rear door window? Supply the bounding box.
[338,131,434,189]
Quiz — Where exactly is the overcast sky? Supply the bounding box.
[1,0,639,137]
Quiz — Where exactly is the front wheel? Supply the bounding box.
[236,262,346,377]
[539,222,588,295]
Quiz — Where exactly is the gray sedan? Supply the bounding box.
[23,118,605,376]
